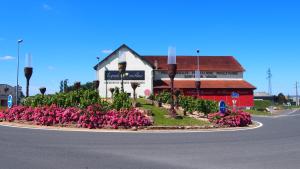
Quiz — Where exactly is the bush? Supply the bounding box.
[179,96,195,113]
[208,110,252,127]
[22,89,109,109]
[201,100,219,116]
[178,96,218,116]
[254,100,271,111]
[148,94,155,100]
[0,105,152,129]
[112,89,131,110]
[155,91,171,104]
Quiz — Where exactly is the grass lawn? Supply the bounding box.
[245,109,271,116]
[137,98,210,126]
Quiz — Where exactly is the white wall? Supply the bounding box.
[96,47,153,98]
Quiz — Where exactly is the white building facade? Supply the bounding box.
[94,44,154,98]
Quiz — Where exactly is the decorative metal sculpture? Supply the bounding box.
[167,47,177,118]
[24,67,33,97]
[109,88,115,99]
[131,82,140,107]
[118,51,127,92]
[93,80,100,90]
[39,87,46,95]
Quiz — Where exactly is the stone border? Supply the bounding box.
[0,121,263,133]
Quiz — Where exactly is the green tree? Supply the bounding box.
[63,79,69,92]
[59,80,64,93]
[277,93,287,105]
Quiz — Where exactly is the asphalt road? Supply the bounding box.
[0,110,300,169]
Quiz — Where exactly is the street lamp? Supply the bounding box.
[118,51,127,92]
[24,53,33,97]
[16,39,23,104]
[167,46,177,118]
[195,49,201,98]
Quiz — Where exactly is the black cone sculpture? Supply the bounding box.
[24,67,33,97]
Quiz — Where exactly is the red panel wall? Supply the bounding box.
[154,88,254,107]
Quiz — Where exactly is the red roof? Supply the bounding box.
[143,56,245,72]
[154,80,256,89]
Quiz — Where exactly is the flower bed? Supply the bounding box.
[0,104,152,129]
[208,110,252,127]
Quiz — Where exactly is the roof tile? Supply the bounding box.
[143,56,245,72]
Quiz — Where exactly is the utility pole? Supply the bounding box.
[16,39,23,105]
[267,68,274,113]
[267,68,272,96]
[296,81,299,106]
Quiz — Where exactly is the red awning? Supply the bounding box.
[154,80,256,89]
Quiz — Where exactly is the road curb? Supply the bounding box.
[0,121,263,133]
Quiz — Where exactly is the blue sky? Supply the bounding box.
[0,0,299,95]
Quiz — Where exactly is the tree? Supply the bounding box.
[59,80,64,93]
[63,79,68,92]
[277,93,287,105]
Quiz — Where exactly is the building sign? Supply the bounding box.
[231,92,240,98]
[105,71,145,80]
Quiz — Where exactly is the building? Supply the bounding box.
[0,84,22,107]
[94,44,256,108]
[254,92,276,101]
[287,95,299,106]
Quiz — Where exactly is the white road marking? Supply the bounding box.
[273,114,300,118]
[287,109,300,115]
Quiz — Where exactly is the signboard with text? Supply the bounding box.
[105,71,145,80]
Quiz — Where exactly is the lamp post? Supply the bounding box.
[195,49,201,98]
[24,53,33,97]
[16,39,23,105]
[167,46,177,118]
[118,51,127,92]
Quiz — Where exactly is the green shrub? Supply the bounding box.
[155,91,172,104]
[22,89,109,109]
[179,96,195,113]
[254,100,271,111]
[112,90,132,110]
[179,96,218,116]
[148,94,155,100]
[201,100,218,116]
